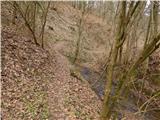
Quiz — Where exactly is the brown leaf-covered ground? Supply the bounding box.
[1,21,101,120]
[1,2,102,119]
[1,26,54,119]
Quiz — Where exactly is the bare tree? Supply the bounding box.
[40,2,50,49]
[12,1,50,48]
[101,1,148,119]
[73,1,87,64]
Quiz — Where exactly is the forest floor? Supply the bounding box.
[1,2,105,119]
[1,2,160,120]
[2,24,102,120]
[47,39,102,120]
[2,25,144,120]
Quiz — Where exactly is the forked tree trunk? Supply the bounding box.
[101,2,126,119]
[101,1,147,119]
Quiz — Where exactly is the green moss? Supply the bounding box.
[23,91,49,119]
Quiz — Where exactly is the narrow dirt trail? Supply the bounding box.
[46,41,102,120]
[47,42,71,119]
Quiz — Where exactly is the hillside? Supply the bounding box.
[2,26,53,119]
[1,24,102,120]
[44,2,112,70]
[1,1,160,120]
[1,2,102,119]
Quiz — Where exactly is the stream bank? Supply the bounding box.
[75,65,159,120]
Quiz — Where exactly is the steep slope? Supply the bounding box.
[1,26,54,119]
[46,36,102,119]
[1,18,101,120]
[3,2,159,120]
[45,2,112,70]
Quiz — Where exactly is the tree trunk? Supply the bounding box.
[101,2,126,119]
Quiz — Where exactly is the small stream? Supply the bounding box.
[80,66,105,99]
[78,65,159,120]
